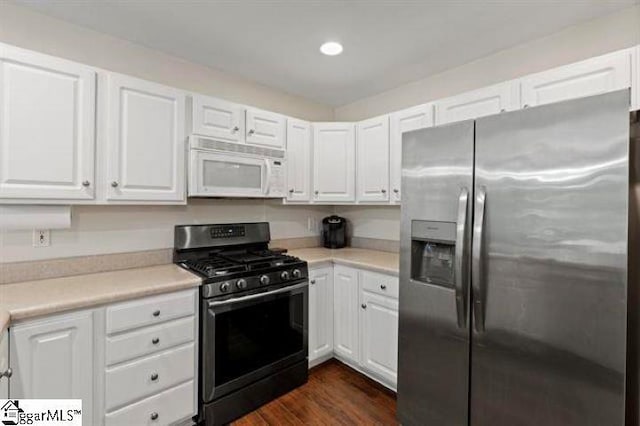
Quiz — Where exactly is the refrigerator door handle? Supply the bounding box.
[454,187,469,328]
[472,186,487,333]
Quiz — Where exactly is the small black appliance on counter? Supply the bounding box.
[322,215,347,249]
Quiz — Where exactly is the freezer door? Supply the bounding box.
[471,91,629,426]
[397,121,474,426]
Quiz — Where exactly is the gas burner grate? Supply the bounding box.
[186,259,248,277]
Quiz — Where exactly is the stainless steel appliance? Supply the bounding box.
[322,215,347,249]
[189,136,286,198]
[398,91,632,426]
[174,222,308,426]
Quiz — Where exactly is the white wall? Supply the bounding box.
[335,5,640,121]
[0,2,333,122]
[0,200,332,262]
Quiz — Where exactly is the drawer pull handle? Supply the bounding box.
[150,373,159,381]
[361,303,367,309]
[310,279,316,285]
[380,284,387,290]
[150,412,159,421]
[152,337,160,345]
[152,310,160,317]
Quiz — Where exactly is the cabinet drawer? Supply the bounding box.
[105,343,195,411]
[106,290,195,334]
[105,380,195,426]
[361,270,399,299]
[106,316,195,366]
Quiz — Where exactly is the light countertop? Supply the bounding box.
[289,247,399,276]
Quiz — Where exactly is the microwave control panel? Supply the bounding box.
[269,160,285,197]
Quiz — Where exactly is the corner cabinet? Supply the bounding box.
[0,43,96,201]
[308,266,334,365]
[356,115,390,203]
[10,310,95,422]
[312,123,356,203]
[286,119,312,202]
[389,104,434,203]
[435,81,519,125]
[101,72,186,202]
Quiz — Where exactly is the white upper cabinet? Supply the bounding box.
[190,94,244,142]
[245,107,286,149]
[0,44,96,200]
[389,104,434,202]
[356,115,390,203]
[521,50,632,109]
[286,119,312,201]
[103,72,186,202]
[633,46,640,111]
[313,123,356,203]
[435,82,518,125]
[309,267,334,363]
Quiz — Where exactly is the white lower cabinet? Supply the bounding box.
[308,266,334,365]
[333,265,360,364]
[8,289,198,426]
[0,329,10,399]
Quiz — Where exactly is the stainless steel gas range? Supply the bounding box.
[173,222,309,426]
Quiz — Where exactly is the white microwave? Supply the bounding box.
[189,136,286,198]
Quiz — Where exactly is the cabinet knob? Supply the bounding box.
[111,181,119,188]
[393,188,399,193]
[152,337,160,345]
[315,190,319,195]
[0,367,12,379]
[361,303,367,309]
[380,284,387,290]
[150,372,159,381]
[289,188,294,193]
[82,180,90,187]
[523,104,530,108]
[150,412,159,421]
[381,189,387,193]
[232,126,240,132]
[248,129,255,135]
[310,279,316,285]
[152,310,160,317]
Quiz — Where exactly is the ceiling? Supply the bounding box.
[10,0,639,106]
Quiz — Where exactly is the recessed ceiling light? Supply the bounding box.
[320,41,343,56]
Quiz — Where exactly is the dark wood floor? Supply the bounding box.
[233,359,398,425]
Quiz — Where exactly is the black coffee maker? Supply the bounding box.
[322,215,347,249]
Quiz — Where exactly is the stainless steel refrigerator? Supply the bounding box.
[397,90,632,426]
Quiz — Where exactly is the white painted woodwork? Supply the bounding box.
[191,94,244,142]
[105,316,195,366]
[361,270,399,299]
[356,115,390,203]
[245,107,286,149]
[313,123,356,202]
[10,310,94,421]
[103,72,186,202]
[309,267,334,363]
[106,289,196,334]
[435,82,518,125]
[333,265,360,363]
[0,329,8,399]
[389,104,433,202]
[0,44,96,200]
[360,291,399,387]
[105,342,195,411]
[286,119,312,201]
[104,380,196,426]
[633,46,640,111]
[521,49,632,108]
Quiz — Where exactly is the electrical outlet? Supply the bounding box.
[33,229,50,247]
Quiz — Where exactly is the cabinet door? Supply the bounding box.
[333,265,359,363]
[10,310,94,421]
[633,46,639,111]
[191,95,244,142]
[521,50,632,108]
[357,115,390,202]
[360,291,399,387]
[0,329,8,399]
[286,119,312,201]
[313,123,356,203]
[104,73,186,202]
[309,267,334,363]
[389,104,433,202]
[435,82,518,125]
[246,108,286,149]
[0,44,96,200]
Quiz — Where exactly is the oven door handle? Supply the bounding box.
[207,282,308,308]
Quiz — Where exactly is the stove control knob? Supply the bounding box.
[280,271,290,281]
[220,282,230,293]
[292,269,302,279]
[236,278,247,290]
[259,275,270,285]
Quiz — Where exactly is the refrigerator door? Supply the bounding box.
[471,90,629,426]
[397,121,474,425]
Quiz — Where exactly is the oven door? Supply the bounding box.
[202,281,308,402]
[190,149,270,197]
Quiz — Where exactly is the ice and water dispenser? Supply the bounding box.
[411,220,456,287]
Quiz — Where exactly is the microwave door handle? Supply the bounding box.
[263,159,272,195]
